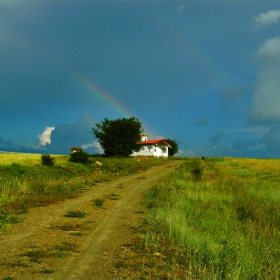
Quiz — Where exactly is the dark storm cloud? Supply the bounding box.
[260,125,280,152]
[209,131,224,147]
[0,137,19,152]
[232,138,259,151]
[221,84,251,113]
[0,135,50,153]
[194,117,210,127]
[46,113,97,154]
[0,137,13,147]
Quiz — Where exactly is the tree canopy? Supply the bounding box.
[92,117,143,157]
[166,138,179,156]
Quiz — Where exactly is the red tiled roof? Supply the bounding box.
[137,139,171,146]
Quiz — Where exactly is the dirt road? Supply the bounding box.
[0,160,181,280]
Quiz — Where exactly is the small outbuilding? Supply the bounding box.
[70,147,83,155]
[131,134,171,158]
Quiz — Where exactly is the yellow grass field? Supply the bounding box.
[0,153,68,166]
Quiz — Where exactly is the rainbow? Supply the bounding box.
[71,71,155,137]
[73,71,134,118]
[27,44,137,120]
[27,39,155,137]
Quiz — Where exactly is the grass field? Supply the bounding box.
[138,157,280,279]
[0,153,168,233]
[2,154,280,279]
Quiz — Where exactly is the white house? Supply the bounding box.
[131,134,171,158]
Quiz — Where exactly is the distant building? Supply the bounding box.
[70,147,83,154]
[131,134,171,158]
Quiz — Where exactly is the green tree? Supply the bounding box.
[166,138,179,156]
[92,117,143,157]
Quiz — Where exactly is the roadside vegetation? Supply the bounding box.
[0,153,168,233]
[136,157,280,279]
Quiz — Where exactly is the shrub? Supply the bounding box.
[64,210,86,218]
[93,198,104,207]
[190,159,204,182]
[41,154,56,166]
[69,151,89,164]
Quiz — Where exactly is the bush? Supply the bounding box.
[41,154,56,166]
[190,159,204,182]
[69,151,89,164]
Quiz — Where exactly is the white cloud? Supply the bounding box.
[176,5,185,12]
[254,9,280,27]
[250,37,280,123]
[37,127,55,146]
[81,141,103,154]
[256,37,280,60]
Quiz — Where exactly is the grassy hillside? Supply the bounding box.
[0,153,168,233]
[138,157,280,279]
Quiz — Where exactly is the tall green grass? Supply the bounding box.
[141,158,280,279]
[0,154,168,233]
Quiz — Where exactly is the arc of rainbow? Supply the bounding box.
[74,71,133,118]
[19,34,156,137]
[72,71,155,137]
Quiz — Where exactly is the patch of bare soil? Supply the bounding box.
[0,161,181,280]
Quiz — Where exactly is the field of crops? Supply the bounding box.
[140,157,280,279]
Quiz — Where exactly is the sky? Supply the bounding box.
[1,1,280,158]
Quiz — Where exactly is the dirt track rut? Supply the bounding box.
[0,161,181,280]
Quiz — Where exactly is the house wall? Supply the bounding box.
[131,144,169,158]
[155,144,168,157]
[131,145,154,157]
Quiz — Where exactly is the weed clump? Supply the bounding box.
[93,198,104,207]
[41,269,55,274]
[41,154,56,166]
[52,222,82,231]
[55,241,77,251]
[64,210,86,218]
